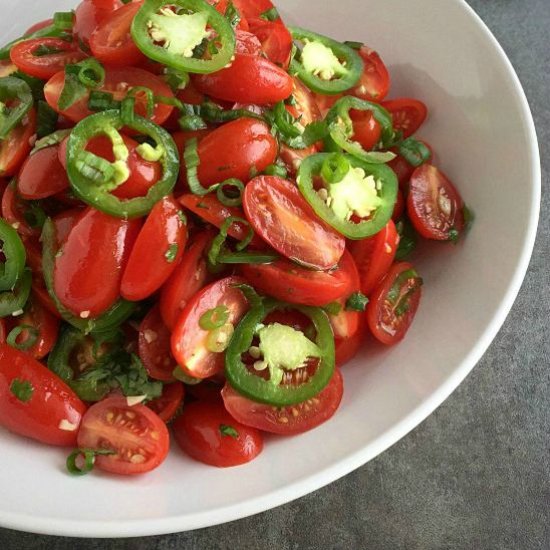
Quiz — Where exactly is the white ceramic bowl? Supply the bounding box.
[0,0,540,538]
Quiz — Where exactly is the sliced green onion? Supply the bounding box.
[398,137,432,167]
[53,11,75,31]
[216,251,279,264]
[345,292,369,312]
[199,305,230,330]
[165,68,190,92]
[32,129,71,155]
[120,97,135,125]
[127,86,154,119]
[77,58,105,88]
[58,58,105,110]
[74,151,116,184]
[6,324,39,351]
[321,153,350,184]
[208,216,254,266]
[323,302,342,315]
[206,323,234,353]
[199,101,263,124]
[179,114,207,131]
[184,138,218,196]
[263,163,288,178]
[260,7,279,21]
[216,179,244,207]
[88,91,120,112]
[66,448,115,476]
[225,1,241,28]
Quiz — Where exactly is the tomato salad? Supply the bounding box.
[0,0,470,475]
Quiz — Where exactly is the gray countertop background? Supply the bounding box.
[2,0,549,548]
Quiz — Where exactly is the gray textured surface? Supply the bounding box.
[2,0,549,548]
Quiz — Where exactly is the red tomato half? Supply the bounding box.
[351,46,390,102]
[77,396,169,475]
[195,118,277,188]
[366,262,422,345]
[74,0,122,46]
[10,38,86,80]
[349,220,400,296]
[0,344,86,446]
[139,306,178,382]
[193,54,293,105]
[222,368,344,435]
[0,108,36,178]
[2,181,38,238]
[247,16,292,68]
[241,249,359,307]
[335,329,363,368]
[381,98,428,139]
[171,276,249,379]
[243,176,345,270]
[17,144,69,200]
[7,297,60,360]
[173,400,263,467]
[121,196,188,301]
[388,140,434,190]
[54,208,140,318]
[351,110,382,151]
[25,19,54,35]
[160,230,212,330]
[235,30,263,55]
[53,208,84,247]
[407,164,465,241]
[90,1,145,67]
[45,67,174,124]
[147,382,184,423]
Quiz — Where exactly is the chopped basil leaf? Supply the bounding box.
[346,292,369,312]
[219,424,239,438]
[10,378,34,402]
[398,137,432,167]
[66,448,115,476]
[177,210,187,225]
[36,100,58,138]
[463,205,475,232]
[225,1,241,29]
[33,44,65,57]
[260,7,279,21]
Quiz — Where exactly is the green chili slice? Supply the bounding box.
[0,77,33,140]
[297,152,398,239]
[225,299,335,406]
[216,179,244,207]
[0,218,26,292]
[6,324,39,351]
[0,269,31,318]
[66,110,179,218]
[289,26,363,95]
[131,0,236,75]
[199,305,230,330]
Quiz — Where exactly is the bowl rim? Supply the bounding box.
[0,0,541,538]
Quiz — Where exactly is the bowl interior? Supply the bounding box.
[0,0,539,537]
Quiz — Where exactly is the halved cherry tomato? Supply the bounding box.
[335,329,363,368]
[381,98,428,139]
[193,54,293,105]
[194,118,278,188]
[392,189,405,221]
[280,77,322,175]
[10,38,85,80]
[366,261,422,345]
[77,396,169,475]
[175,81,205,106]
[17,144,69,200]
[121,196,188,301]
[53,208,84,247]
[25,18,54,35]
[313,92,341,117]
[407,164,465,241]
[160,230,212,330]
[351,46,390,102]
[351,110,382,151]
[235,30,263,55]
[45,67,174,125]
[147,382,184,423]
[53,207,140,318]
[171,276,249,380]
[74,0,122,47]
[185,380,223,402]
[173,400,263,467]
[7,296,60,360]
[59,134,162,200]
[243,175,345,270]
[241,249,359,307]
[2,182,38,238]
[222,368,344,435]
[350,220,399,296]
[0,108,36,178]
[90,1,145,67]
[179,194,260,245]
[388,140,434,190]
[0,343,86,446]
[138,306,178,382]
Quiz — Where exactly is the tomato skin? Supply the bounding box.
[0,344,86,446]
[196,118,277,187]
[173,401,263,467]
[171,276,249,380]
[381,98,428,139]
[0,108,36,178]
[351,110,382,151]
[45,67,174,125]
[147,382,184,423]
[17,145,70,200]
[366,262,422,345]
[351,46,390,102]
[241,250,359,307]
[313,92,341,117]
[222,368,344,435]
[25,19,54,35]
[74,0,122,46]
[407,164,465,241]
[392,189,405,221]
[54,208,141,318]
[8,298,60,360]
[247,17,292,68]
[350,220,399,296]
[53,208,84,247]
[235,30,263,55]
[2,183,37,238]
[160,230,212,330]
[10,38,86,80]
[388,140,434,191]
[121,196,188,301]
[243,176,345,270]
[138,306,178,382]
[335,329,363,367]
[193,54,293,105]
[90,1,146,67]
[77,396,170,475]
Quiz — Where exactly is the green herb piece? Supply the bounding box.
[10,378,34,403]
[219,424,239,438]
[6,325,39,351]
[260,7,279,21]
[66,448,115,476]
[199,305,230,331]
[165,243,179,263]
[345,292,369,312]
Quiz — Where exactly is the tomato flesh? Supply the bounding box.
[147,382,184,423]
[351,46,390,102]
[77,396,169,475]
[0,108,36,178]
[173,400,263,467]
[381,98,428,139]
